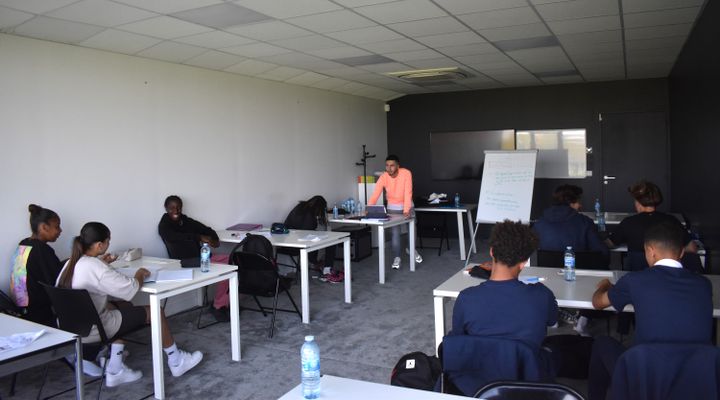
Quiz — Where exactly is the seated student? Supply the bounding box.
[449,220,558,348]
[607,180,695,270]
[158,195,229,321]
[57,222,203,387]
[283,195,341,283]
[533,184,608,259]
[588,221,713,400]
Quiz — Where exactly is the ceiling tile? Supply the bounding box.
[468,59,523,71]
[222,42,292,57]
[284,71,330,85]
[540,75,584,84]
[183,50,245,70]
[171,3,272,29]
[332,0,397,6]
[623,7,701,29]
[224,59,278,75]
[388,17,467,37]
[272,35,346,51]
[225,21,314,41]
[232,0,342,19]
[435,42,497,57]
[0,6,33,28]
[117,16,213,39]
[458,7,540,30]
[287,10,375,33]
[317,66,368,77]
[325,26,402,45]
[557,29,622,44]
[358,62,411,73]
[414,31,487,47]
[625,23,693,41]
[136,40,207,63]
[477,23,550,41]
[547,15,621,35]
[385,49,444,62]
[79,29,162,54]
[0,0,77,14]
[357,38,427,53]
[13,16,105,44]
[261,52,346,70]
[405,57,460,69]
[354,0,447,24]
[621,0,704,14]
[306,46,372,59]
[256,66,307,81]
[46,0,158,27]
[534,0,618,21]
[625,36,685,51]
[454,52,512,65]
[434,0,528,15]
[309,77,353,90]
[507,46,575,73]
[562,40,623,55]
[174,31,255,48]
[494,36,559,51]
[112,0,224,14]
[333,54,395,66]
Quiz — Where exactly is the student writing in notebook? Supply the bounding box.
[57,222,203,387]
[369,154,422,270]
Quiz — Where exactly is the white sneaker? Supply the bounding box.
[574,316,591,337]
[392,257,401,269]
[405,248,423,263]
[65,355,103,377]
[168,350,203,377]
[105,363,142,387]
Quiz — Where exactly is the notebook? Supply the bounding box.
[365,205,388,219]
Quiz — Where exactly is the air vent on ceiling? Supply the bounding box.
[386,67,471,84]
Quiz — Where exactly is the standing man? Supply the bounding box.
[369,155,422,269]
[588,221,713,400]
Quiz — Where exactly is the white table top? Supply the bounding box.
[277,375,470,400]
[328,213,413,227]
[580,211,685,225]
[414,203,476,213]
[218,229,349,249]
[434,266,720,316]
[0,314,77,363]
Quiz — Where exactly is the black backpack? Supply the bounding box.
[232,233,274,260]
[542,334,594,379]
[390,351,442,391]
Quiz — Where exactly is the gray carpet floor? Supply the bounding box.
[2,238,603,399]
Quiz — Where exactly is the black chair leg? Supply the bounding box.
[253,296,268,317]
[196,286,221,330]
[269,280,281,338]
[9,372,17,396]
[36,364,49,400]
[286,291,302,319]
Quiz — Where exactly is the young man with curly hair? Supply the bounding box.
[449,220,558,347]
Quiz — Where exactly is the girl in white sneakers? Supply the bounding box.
[57,222,203,387]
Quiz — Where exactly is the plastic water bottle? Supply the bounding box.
[200,243,211,273]
[301,335,321,399]
[349,198,355,215]
[454,193,460,208]
[594,198,606,232]
[356,202,364,215]
[564,246,575,281]
[594,198,601,216]
[332,203,339,219]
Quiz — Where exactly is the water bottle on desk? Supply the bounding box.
[301,336,321,399]
[564,246,575,281]
[200,243,211,273]
[357,202,364,216]
[332,203,339,219]
[454,193,460,208]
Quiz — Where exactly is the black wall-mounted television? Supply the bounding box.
[430,129,515,180]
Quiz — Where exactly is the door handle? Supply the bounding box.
[603,175,616,185]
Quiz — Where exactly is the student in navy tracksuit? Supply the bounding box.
[588,221,713,400]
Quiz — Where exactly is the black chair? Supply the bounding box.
[474,381,585,399]
[536,250,609,270]
[40,283,110,400]
[232,251,301,338]
[415,210,450,256]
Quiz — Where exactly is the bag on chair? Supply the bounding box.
[390,351,441,391]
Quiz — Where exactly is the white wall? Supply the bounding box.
[0,34,388,291]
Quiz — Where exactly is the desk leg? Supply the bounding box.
[457,211,466,260]
[378,227,385,284]
[229,272,241,361]
[300,249,310,324]
[150,294,165,399]
[434,296,445,356]
[409,219,416,272]
[75,337,84,400]
[466,209,477,254]
[343,239,352,303]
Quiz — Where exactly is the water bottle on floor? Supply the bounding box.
[301,335,321,399]
[564,246,575,282]
[200,243,211,273]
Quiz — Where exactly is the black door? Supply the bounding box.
[600,112,670,212]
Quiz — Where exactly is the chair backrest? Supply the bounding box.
[442,335,550,396]
[162,238,200,260]
[536,250,608,270]
[40,282,108,343]
[474,381,585,399]
[610,343,720,400]
[232,252,281,296]
[0,289,24,318]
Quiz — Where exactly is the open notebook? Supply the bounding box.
[114,265,193,283]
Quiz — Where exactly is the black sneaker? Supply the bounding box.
[209,305,230,322]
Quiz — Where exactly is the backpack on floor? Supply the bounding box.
[390,351,442,391]
[542,334,594,379]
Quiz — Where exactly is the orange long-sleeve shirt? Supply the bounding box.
[369,167,413,214]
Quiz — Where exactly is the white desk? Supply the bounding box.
[328,214,416,284]
[414,204,477,261]
[114,257,240,399]
[580,211,685,225]
[432,266,720,353]
[0,314,83,399]
[218,229,351,324]
[278,375,471,400]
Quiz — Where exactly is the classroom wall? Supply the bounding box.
[387,78,670,221]
[668,0,720,268]
[0,34,388,291]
